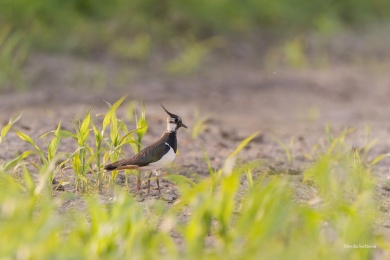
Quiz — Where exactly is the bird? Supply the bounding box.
[104,104,187,195]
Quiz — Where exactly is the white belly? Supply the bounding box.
[147,144,176,170]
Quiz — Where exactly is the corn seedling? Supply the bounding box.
[102,97,127,187]
[13,122,71,188]
[131,101,148,190]
[71,109,93,192]
[100,97,149,191]
[92,122,105,190]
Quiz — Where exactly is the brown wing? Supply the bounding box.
[104,140,170,171]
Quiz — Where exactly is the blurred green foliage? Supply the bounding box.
[1,0,389,52]
[0,27,28,88]
[0,112,387,258]
[0,0,389,85]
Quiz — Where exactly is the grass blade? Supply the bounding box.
[0,113,22,143]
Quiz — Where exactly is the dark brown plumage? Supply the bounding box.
[104,131,173,171]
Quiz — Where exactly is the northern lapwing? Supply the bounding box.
[104,104,187,195]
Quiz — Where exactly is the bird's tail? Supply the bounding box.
[104,160,138,171]
[104,163,118,171]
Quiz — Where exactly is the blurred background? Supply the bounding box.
[0,0,390,133]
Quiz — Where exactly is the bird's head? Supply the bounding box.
[161,104,188,132]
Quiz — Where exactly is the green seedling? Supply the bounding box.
[0,113,22,144]
[101,100,148,191]
[132,101,148,190]
[71,109,93,192]
[191,110,209,139]
[14,129,47,165]
[271,135,294,164]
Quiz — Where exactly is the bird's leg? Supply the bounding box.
[136,171,141,191]
[156,176,161,196]
[147,171,152,194]
[156,170,161,196]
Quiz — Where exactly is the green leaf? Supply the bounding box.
[103,96,127,130]
[110,112,119,145]
[118,128,138,146]
[0,150,34,172]
[48,122,61,161]
[14,129,46,163]
[272,136,293,164]
[370,153,390,166]
[223,131,260,175]
[136,101,148,152]
[202,147,215,175]
[60,130,77,139]
[0,113,22,143]
[79,109,91,144]
[165,174,196,187]
[22,165,35,194]
[228,131,260,159]
[72,153,82,174]
[16,130,36,145]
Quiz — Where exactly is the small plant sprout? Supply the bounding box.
[191,109,209,139]
[72,109,92,192]
[272,135,294,164]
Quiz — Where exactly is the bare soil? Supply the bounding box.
[1,50,390,242]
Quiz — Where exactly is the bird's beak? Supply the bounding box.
[180,122,188,129]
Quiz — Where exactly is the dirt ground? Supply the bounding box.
[1,49,390,242]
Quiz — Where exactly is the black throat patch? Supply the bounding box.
[164,131,177,153]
